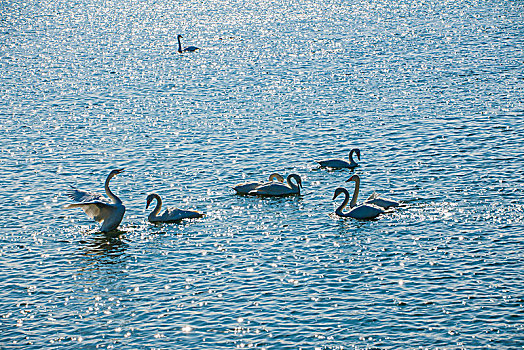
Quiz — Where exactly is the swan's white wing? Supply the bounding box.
[64,202,115,222]
[366,196,400,209]
[317,159,351,168]
[233,181,261,195]
[160,208,203,221]
[250,182,295,196]
[184,46,199,52]
[67,188,109,204]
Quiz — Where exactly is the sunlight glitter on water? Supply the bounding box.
[1,0,523,348]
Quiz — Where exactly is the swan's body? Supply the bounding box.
[365,192,400,209]
[146,193,203,223]
[177,34,199,53]
[233,173,285,195]
[332,187,384,220]
[317,148,361,169]
[64,169,126,232]
[249,174,302,196]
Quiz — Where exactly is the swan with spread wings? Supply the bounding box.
[64,169,126,232]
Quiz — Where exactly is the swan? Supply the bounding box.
[233,173,285,195]
[332,187,384,220]
[317,148,361,169]
[64,168,126,232]
[249,174,302,196]
[146,193,204,223]
[346,174,399,209]
[177,34,199,53]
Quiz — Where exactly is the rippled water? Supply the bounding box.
[1,0,523,348]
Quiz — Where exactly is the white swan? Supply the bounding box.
[249,174,302,196]
[64,168,126,232]
[332,187,384,220]
[233,173,285,195]
[146,193,203,223]
[317,148,360,169]
[346,174,399,209]
[177,34,199,53]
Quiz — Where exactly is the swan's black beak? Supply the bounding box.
[146,199,151,209]
[115,168,125,174]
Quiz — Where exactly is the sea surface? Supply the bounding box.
[1,0,523,348]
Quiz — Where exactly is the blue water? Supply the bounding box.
[1,0,523,348]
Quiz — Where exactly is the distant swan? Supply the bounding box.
[317,148,360,169]
[346,174,399,209]
[177,34,199,53]
[146,193,204,223]
[64,169,126,232]
[233,173,284,195]
[249,174,302,196]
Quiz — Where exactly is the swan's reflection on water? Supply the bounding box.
[81,234,128,261]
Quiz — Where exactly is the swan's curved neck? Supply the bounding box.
[286,175,300,190]
[349,149,356,165]
[335,189,350,216]
[349,178,360,207]
[177,36,182,53]
[105,173,122,204]
[148,194,162,220]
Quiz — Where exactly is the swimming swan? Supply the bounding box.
[249,174,302,196]
[64,168,126,232]
[177,34,199,53]
[233,173,285,195]
[317,148,360,169]
[146,193,204,223]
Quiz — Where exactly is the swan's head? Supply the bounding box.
[332,187,346,200]
[350,148,361,161]
[177,34,183,39]
[145,193,157,209]
[269,173,284,182]
[109,168,124,179]
[345,174,360,183]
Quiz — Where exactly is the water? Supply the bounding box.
[1,0,523,348]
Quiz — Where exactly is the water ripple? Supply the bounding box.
[1,0,524,348]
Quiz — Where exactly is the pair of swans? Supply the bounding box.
[333,174,399,220]
[317,148,360,169]
[177,34,199,53]
[65,169,204,232]
[233,173,303,196]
